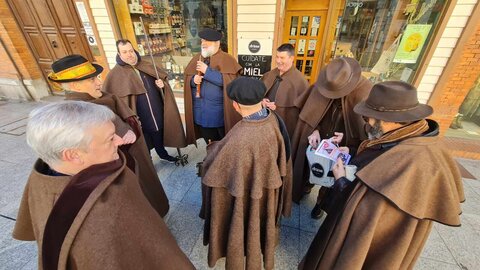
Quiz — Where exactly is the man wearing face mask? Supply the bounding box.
[49,54,170,217]
[184,28,242,145]
[299,81,464,270]
[261,43,309,139]
[103,39,186,163]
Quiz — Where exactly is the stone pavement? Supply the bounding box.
[1,98,479,269]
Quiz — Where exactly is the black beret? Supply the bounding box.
[198,28,222,41]
[227,77,267,105]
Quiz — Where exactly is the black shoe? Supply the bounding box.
[159,155,177,163]
[311,204,324,219]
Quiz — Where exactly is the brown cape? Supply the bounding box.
[300,136,464,270]
[65,91,169,217]
[12,153,194,270]
[262,67,309,139]
[184,50,242,145]
[103,60,187,148]
[199,112,292,270]
[291,78,372,203]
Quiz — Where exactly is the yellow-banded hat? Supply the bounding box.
[48,54,103,83]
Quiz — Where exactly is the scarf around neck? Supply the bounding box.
[357,119,429,154]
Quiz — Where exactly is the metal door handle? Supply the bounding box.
[52,40,58,48]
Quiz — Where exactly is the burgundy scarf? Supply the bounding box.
[42,158,123,270]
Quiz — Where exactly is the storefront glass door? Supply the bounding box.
[283,11,327,83]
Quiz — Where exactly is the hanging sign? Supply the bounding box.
[238,39,273,79]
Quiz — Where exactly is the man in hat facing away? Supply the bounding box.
[299,81,464,270]
[290,58,372,219]
[200,77,292,270]
[261,43,309,139]
[184,28,242,145]
[47,54,169,217]
[13,101,195,270]
[103,39,186,163]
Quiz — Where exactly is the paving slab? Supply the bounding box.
[0,99,479,269]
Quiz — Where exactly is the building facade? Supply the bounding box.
[1,0,479,156]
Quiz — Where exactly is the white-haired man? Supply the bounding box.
[184,28,242,145]
[13,101,194,270]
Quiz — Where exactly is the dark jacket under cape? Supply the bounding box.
[184,49,242,145]
[199,112,292,270]
[103,57,187,148]
[300,122,465,270]
[65,91,169,217]
[13,153,194,270]
[262,66,310,139]
[291,78,372,203]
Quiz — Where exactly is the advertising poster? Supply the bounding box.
[393,24,432,64]
[297,39,306,56]
[237,39,272,79]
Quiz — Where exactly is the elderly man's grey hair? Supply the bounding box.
[26,101,115,166]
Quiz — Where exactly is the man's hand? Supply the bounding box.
[261,98,269,108]
[193,75,203,85]
[196,61,208,74]
[308,130,321,148]
[262,98,276,110]
[332,157,346,180]
[338,146,350,155]
[122,130,137,144]
[330,132,344,145]
[155,79,164,89]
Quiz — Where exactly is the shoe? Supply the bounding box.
[159,155,177,163]
[311,203,324,219]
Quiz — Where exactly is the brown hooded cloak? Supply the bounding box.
[199,113,292,270]
[13,153,194,270]
[291,78,372,203]
[103,59,187,148]
[65,91,169,217]
[262,67,309,139]
[184,50,242,145]
[299,134,465,270]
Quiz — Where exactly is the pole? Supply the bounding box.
[139,17,188,166]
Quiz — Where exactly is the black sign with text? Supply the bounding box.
[238,54,272,79]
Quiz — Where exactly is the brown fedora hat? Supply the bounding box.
[314,57,362,99]
[354,81,433,122]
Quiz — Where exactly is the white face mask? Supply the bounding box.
[201,45,215,58]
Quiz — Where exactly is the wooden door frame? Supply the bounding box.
[5,0,54,93]
[6,0,101,92]
[274,0,340,80]
[282,10,328,82]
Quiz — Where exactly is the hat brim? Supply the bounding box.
[48,64,103,83]
[354,101,433,122]
[315,57,362,99]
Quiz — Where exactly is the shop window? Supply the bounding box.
[114,0,228,92]
[447,76,480,140]
[333,0,448,83]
